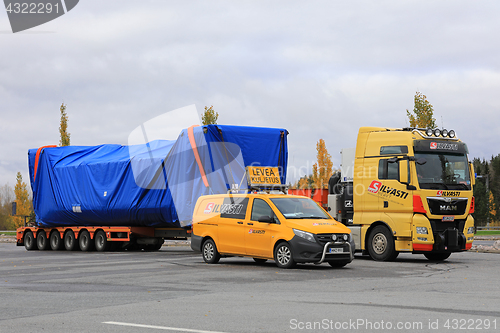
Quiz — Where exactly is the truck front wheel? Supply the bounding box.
[202,239,220,264]
[367,225,399,261]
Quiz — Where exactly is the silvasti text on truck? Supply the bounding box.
[325,127,475,261]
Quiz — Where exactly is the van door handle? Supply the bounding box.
[237,222,243,224]
[247,223,254,225]
[384,201,389,208]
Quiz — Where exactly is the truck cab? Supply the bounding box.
[328,127,475,261]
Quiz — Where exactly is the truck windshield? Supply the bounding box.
[270,197,330,219]
[415,153,471,190]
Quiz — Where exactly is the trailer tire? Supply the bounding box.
[424,252,451,261]
[37,231,50,250]
[79,230,94,252]
[367,225,399,261]
[50,231,64,250]
[24,231,37,251]
[274,242,296,269]
[64,230,79,251]
[94,230,109,252]
[202,239,220,264]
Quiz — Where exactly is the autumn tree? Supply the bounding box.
[295,175,314,189]
[406,91,437,128]
[201,105,219,125]
[488,192,497,224]
[0,184,15,230]
[13,172,32,228]
[59,103,70,146]
[312,139,334,189]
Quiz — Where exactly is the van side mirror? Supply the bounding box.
[399,160,409,184]
[258,215,274,223]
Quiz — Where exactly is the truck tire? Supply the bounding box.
[274,242,296,268]
[50,231,64,250]
[79,230,94,252]
[424,252,451,261]
[64,230,79,251]
[367,225,399,261]
[202,239,220,264]
[24,231,37,251]
[94,230,109,252]
[37,231,50,250]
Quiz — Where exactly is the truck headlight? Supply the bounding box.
[467,227,474,235]
[416,227,428,234]
[293,229,316,243]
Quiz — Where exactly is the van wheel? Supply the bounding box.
[367,225,399,261]
[253,258,267,264]
[37,231,50,250]
[94,230,109,252]
[64,230,79,251]
[79,230,94,252]
[424,253,451,261]
[50,231,64,250]
[202,239,220,264]
[24,231,37,251]
[274,242,296,268]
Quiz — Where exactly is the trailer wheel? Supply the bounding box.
[24,231,37,251]
[50,231,64,250]
[274,242,296,268]
[94,230,109,252]
[64,230,79,251]
[367,225,399,261]
[424,253,451,261]
[202,239,220,264]
[79,230,94,252]
[37,231,50,250]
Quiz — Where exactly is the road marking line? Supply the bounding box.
[103,321,228,333]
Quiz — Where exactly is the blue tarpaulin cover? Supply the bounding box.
[28,125,288,228]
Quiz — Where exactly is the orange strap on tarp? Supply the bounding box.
[34,145,57,181]
[187,125,209,187]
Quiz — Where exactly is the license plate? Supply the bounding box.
[329,247,344,253]
[442,216,455,222]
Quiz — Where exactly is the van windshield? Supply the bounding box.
[415,152,471,190]
[270,197,330,219]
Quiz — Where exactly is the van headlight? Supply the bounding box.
[416,227,428,234]
[293,229,316,243]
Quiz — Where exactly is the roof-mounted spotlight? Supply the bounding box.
[426,128,433,136]
[433,129,441,137]
[448,130,456,138]
[442,129,448,137]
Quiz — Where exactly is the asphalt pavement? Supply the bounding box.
[1,243,500,333]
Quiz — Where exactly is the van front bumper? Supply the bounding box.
[289,236,355,264]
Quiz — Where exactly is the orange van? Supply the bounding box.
[191,193,355,268]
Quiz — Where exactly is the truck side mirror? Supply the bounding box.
[399,160,409,184]
[469,162,476,186]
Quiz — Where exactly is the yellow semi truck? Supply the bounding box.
[326,127,475,261]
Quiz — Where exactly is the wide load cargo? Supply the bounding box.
[29,125,288,228]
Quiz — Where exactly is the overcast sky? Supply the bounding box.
[1,1,499,189]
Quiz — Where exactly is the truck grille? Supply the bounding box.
[427,197,468,215]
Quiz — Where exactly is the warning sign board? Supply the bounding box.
[246,166,281,186]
